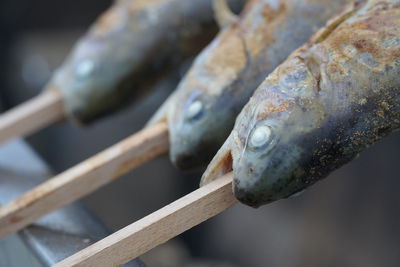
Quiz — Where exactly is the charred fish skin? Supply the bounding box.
[165,0,351,170]
[203,0,400,208]
[48,0,243,124]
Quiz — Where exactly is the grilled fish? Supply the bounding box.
[47,0,243,124]
[150,0,350,169]
[201,0,400,207]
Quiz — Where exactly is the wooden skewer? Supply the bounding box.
[0,121,169,238]
[54,173,237,267]
[0,90,65,144]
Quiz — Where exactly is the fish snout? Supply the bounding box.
[169,136,219,170]
[233,163,286,208]
[233,142,306,207]
[233,181,263,208]
[232,157,274,208]
[170,151,200,170]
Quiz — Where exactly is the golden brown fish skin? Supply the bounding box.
[162,0,351,170]
[48,0,243,124]
[202,0,400,207]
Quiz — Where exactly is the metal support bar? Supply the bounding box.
[0,140,145,267]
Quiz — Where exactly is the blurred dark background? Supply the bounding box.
[1,0,400,266]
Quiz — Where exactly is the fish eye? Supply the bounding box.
[185,100,203,120]
[76,59,95,78]
[248,125,273,150]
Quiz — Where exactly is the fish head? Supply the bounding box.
[167,27,249,170]
[53,35,131,124]
[168,85,236,170]
[202,56,326,207]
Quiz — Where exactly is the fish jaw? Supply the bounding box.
[169,126,230,170]
[199,126,302,209]
[200,134,235,186]
[232,142,306,208]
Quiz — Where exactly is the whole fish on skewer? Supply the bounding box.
[202,0,400,207]
[47,0,245,124]
[150,0,351,169]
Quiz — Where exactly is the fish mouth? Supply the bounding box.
[200,141,233,186]
[233,184,262,208]
[170,150,211,170]
[200,144,264,208]
[170,138,217,170]
[169,121,231,170]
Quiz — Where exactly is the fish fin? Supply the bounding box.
[213,0,239,29]
[200,136,233,186]
[311,1,363,44]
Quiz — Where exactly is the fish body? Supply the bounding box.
[202,0,400,207]
[48,0,243,124]
[153,0,351,169]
